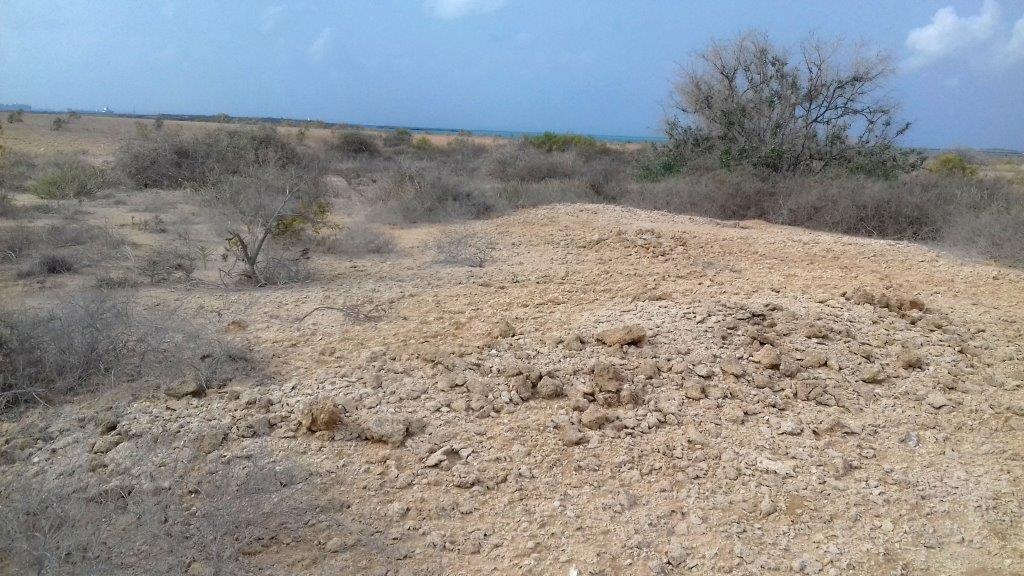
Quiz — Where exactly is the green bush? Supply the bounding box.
[524,132,604,153]
[633,145,683,182]
[27,158,106,200]
[928,153,979,177]
[333,131,381,156]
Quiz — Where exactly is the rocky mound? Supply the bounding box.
[2,205,1022,575]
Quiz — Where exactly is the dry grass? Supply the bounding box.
[432,227,494,267]
[0,290,253,410]
[315,221,397,257]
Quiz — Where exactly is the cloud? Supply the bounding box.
[425,0,505,19]
[905,0,1000,67]
[1003,15,1024,62]
[260,5,285,33]
[307,27,333,63]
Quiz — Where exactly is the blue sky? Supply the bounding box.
[1,0,1023,149]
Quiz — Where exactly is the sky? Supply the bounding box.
[1,0,1023,149]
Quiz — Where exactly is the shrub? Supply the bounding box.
[0,291,255,410]
[137,244,197,284]
[27,157,107,200]
[633,145,684,182]
[115,126,301,189]
[486,145,577,183]
[201,165,328,285]
[0,193,15,218]
[411,136,437,153]
[621,170,1024,265]
[383,128,413,148]
[928,153,979,177]
[315,221,396,257]
[17,253,78,277]
[1,222,126,277]
[497,178,606,209]
[369,166,500,223]
[252,255,312,286]
[432,228,493,267]
[50,117,66,131]
[0,149,37,191]
[6,110,24,123]
[0,292,132,407]
[524,132,605,154]
[333,131,381,156]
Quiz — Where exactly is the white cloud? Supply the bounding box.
[425,0,505,19]
[1003,15,1024,62]
[260,5,285,33]
[905,0,1000,67]
[307,27,333,63]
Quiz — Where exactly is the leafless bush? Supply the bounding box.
[0,292,135,408]
[316,221,397,257]
[432,227,494,267]
[0,476,115,575]
[253,254,313,286]
[0,149,37,191]
[0,224,36,262]
[0,192,14,218]
[1,222,127,268]
[0,291,254,410]
[115,126,302,189]
[383,128,413,148]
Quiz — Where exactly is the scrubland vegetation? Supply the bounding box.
[1,30,1023,575]
[2,103,1020,410]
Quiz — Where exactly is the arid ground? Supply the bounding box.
[1,115,1023,576]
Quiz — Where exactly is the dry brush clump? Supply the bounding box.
[432,227,494,267]
[115,125,301,189]
[0,148,38,192]
[1,222,128,277]
[315,220,397,257]
[367,163,502,224]
[622,170,1024,265]
[0,290,253,410]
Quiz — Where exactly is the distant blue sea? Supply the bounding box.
[364,124,668,144]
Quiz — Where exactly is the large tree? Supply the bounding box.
[668,31,917,175]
